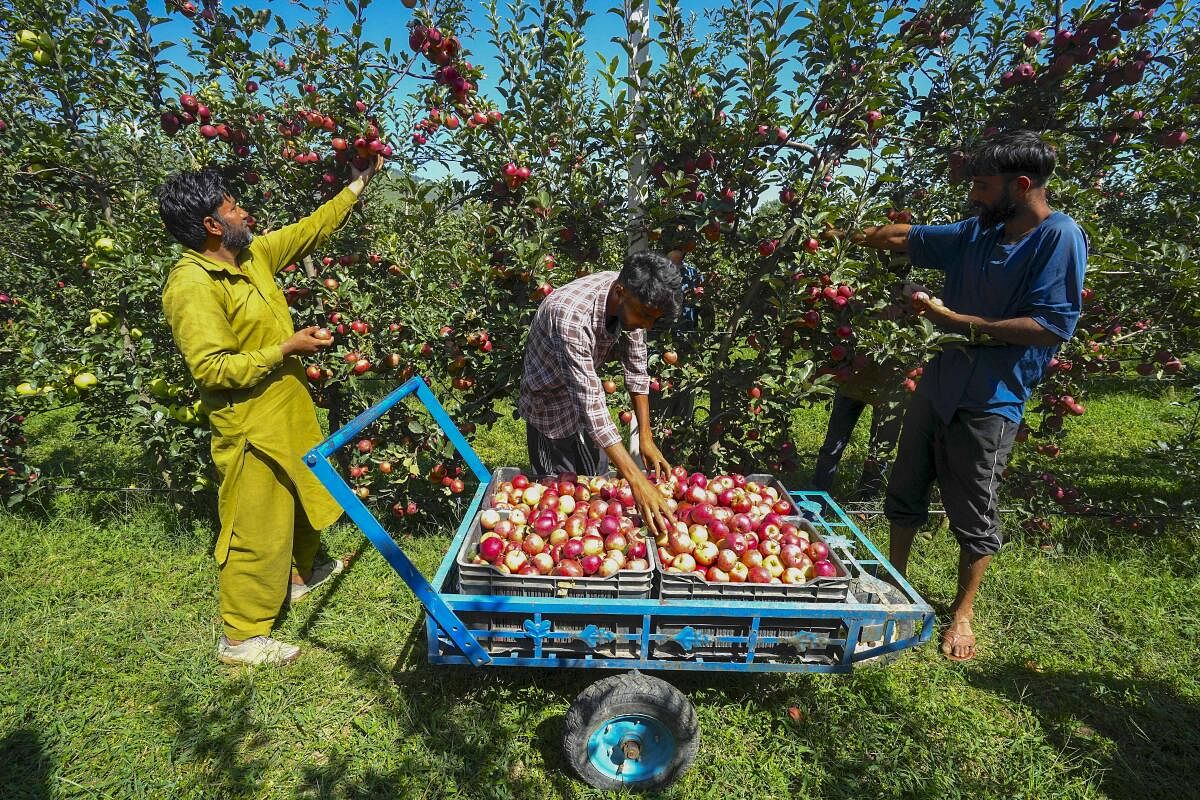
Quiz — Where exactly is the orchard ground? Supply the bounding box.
[1,376,1197,799]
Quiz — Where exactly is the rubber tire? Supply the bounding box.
[562,670,699,792]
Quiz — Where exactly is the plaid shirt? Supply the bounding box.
[520,271,650,448]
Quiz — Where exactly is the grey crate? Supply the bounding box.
[657,507,856,603]
[455,508,655,599]
[747,473,804,515]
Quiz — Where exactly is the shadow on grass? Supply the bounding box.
[0,728,50,800]
[159,672,269,797]
[970,663,1200,800]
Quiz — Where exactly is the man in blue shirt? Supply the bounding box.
[839,131,1087,661]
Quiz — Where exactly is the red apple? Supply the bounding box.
[693,541,720,567]
[554,559,583,577]
[479,536,504,562]
[741,550,764,569]
[503,550,528,572]
[747,566,772,584]
[813,560,838,578]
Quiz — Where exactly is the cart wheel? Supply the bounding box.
[562,670,699,792]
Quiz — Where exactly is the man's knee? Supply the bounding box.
[949,521,1003,557]
[883,490,929,530]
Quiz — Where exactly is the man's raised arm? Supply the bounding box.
[823,223,911,251]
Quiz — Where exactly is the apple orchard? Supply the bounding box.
[1,0,1198,540]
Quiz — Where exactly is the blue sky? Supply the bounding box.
[156,0,725,111]
[153,1,731,180]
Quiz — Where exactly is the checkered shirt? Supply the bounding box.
[519,271,650,449]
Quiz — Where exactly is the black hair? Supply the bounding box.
[617,251,683,322]
[967,130,1056,187]
[156,169,231,250]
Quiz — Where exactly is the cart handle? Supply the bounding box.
[303,376,492,666]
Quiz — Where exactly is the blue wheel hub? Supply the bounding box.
[586,714,676,783]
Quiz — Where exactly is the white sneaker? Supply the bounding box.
[288,558,345,604]
[217,635,301,666]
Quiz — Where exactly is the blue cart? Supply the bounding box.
[305,377,935,792]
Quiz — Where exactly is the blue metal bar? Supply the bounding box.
[841,618,862,666]
[427,652,857,674]
[414,381,490,483]
[304,452,492,666]
[314,376,490,484]
[791,490,928,607]
[435,595,927,619]
[431,481,488,591]
[303,375,492,666]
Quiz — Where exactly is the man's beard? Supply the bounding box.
[221,217,254,250]
[969,191,1019,228]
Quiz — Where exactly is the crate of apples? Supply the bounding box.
[455,471,654,598]
[651,467,851,601]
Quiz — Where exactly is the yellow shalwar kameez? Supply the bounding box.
[162,188,357,640]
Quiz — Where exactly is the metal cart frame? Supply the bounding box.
[303,376,936,788]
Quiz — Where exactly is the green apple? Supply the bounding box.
[73,372,98,390]
[16,381,39,396]
[129,328,143,340]
[88,308,114,327]
[94,237,116,253]
[16,30,40,50]
[148,377,169,398]
[32,49,52,67]
[37,32,53,50]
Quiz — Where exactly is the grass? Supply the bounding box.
[2,378,1198,799]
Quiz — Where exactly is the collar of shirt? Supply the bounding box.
[593,273,621,347]
[181,248,250,277]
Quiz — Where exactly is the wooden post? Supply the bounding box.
[625,0,652,466]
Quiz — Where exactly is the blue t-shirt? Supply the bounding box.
[907,212,1087,424]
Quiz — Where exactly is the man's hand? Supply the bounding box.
[281,326,334,357]
[638,436,672,481]
[821,223,857,243]
[630,474,676,540]
[348,153,385,193]
[911,294,958,329]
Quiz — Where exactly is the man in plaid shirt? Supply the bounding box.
[520,251,682,536]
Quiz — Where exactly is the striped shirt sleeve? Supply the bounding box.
[620,328,650,394]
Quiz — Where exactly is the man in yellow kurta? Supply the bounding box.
[158,155,382,665]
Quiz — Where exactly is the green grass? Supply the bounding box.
[2,380,1198,799]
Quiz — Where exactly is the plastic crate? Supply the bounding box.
[656,514,855,602]
[455,508,656,599]
[655,473,857,603]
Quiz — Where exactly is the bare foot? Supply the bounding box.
[940,616,977,661]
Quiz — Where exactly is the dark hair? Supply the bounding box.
[967,130,1056,187]
[617,251,683,322]
[156,169,230,250]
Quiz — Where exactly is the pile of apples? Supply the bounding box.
[469,472,651,578]
[469,468,839,585]
[653,466,840,585]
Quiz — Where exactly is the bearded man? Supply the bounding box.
[157,155,383,665]
[832,130,1087,661]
